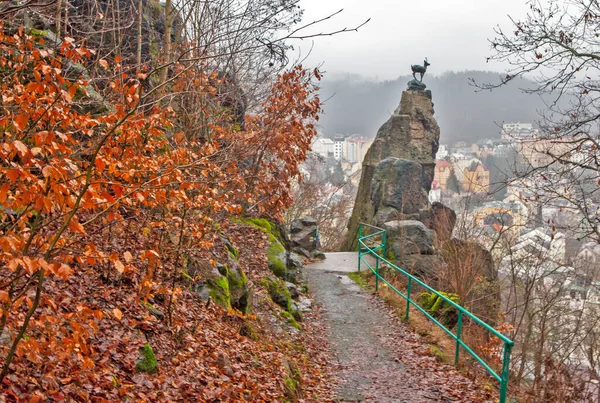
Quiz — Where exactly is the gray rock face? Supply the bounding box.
[431,202,457,245]
[343,90,441,252]
[370,158,429,216]
[290,217,319,251]
[383,220,435,256]
[397,254,447,279]
[418,202,457,246]
[286,281,300,300]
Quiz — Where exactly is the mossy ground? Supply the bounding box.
[284,361,302,401]
[347,271,369,289]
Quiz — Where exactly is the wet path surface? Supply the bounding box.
[306,255,492,403]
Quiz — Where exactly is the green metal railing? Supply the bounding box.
[357,223,514,403]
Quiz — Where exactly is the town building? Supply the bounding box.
[312,135,373,163]
[434,160,452,191]
[429,180,441,203]
[500,122,538,141]
[333,136,345,160]
[451,157,481,183]
[516,138,571,168]
[311,137,335,159]
[344,136,373,164]
[473,200,529,231]
[436,144,449,159]
[462,161,490,193]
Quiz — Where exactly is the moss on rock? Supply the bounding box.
[283,360,302,400]
[291,306,303,323]
[262,277,292,311]
[239,322,259,340]
[209,276,231,309]
[135,343,158,374]
[418,291,460,326]
[280,311,301,330]
[267,238,287,278]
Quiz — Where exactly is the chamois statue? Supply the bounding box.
[411,58,430,82]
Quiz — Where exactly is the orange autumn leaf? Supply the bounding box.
[112,308,123,320]
[13,114,28,131]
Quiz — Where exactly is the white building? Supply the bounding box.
[436,144,449,159]
[429,180,441,203]
[333,136,345,160]
[311,137,335,159]
[312,134,373,162]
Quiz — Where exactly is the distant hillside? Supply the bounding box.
[317,71,544,145]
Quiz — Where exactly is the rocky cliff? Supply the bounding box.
[342,86,498,322]
[342,89,440,252]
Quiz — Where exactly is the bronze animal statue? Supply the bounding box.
[411,58,430,82]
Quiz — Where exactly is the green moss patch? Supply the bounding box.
[234,217,290,279]
[239,322,259,341]
[135,343,158,374]
[347,271,370,289]
[418,291,460,326]
[210,276,231,309]
[280,311,301,330]
[262,277,291,311]
[283,360,302,400]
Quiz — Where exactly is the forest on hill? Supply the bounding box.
[317,70,545,144]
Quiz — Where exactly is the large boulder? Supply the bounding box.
[419,202,457,246]
[289,217,319,254]
[396,254,447,280]
[383,220,435,257]
[370,158,429,216]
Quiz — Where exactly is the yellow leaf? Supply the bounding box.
[112,308,123,320]
[99,59,108,69]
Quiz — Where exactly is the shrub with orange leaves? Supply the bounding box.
[0,23,321,395]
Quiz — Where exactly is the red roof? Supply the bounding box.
[436,160,451,169]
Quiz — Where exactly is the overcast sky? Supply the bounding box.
[295,0,531,80]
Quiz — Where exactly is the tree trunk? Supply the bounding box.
[159,0,172,88]
[136,0,143,70]
[55,0,63,39]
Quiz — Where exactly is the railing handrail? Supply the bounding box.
[357,222,513,403]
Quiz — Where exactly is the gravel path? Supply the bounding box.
[306,266,493,403]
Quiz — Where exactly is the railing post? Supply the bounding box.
[375,257,379,292]
[499,342,512,403]
[454,310,463,366]
[382,231,387,259]
[357,225,363,272]
[405,277,412,321]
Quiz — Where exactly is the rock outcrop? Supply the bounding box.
[341,86,499,319]
[342,89,441,252]
[289,217,324,259]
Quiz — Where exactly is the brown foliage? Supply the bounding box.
[0,26,328,400]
